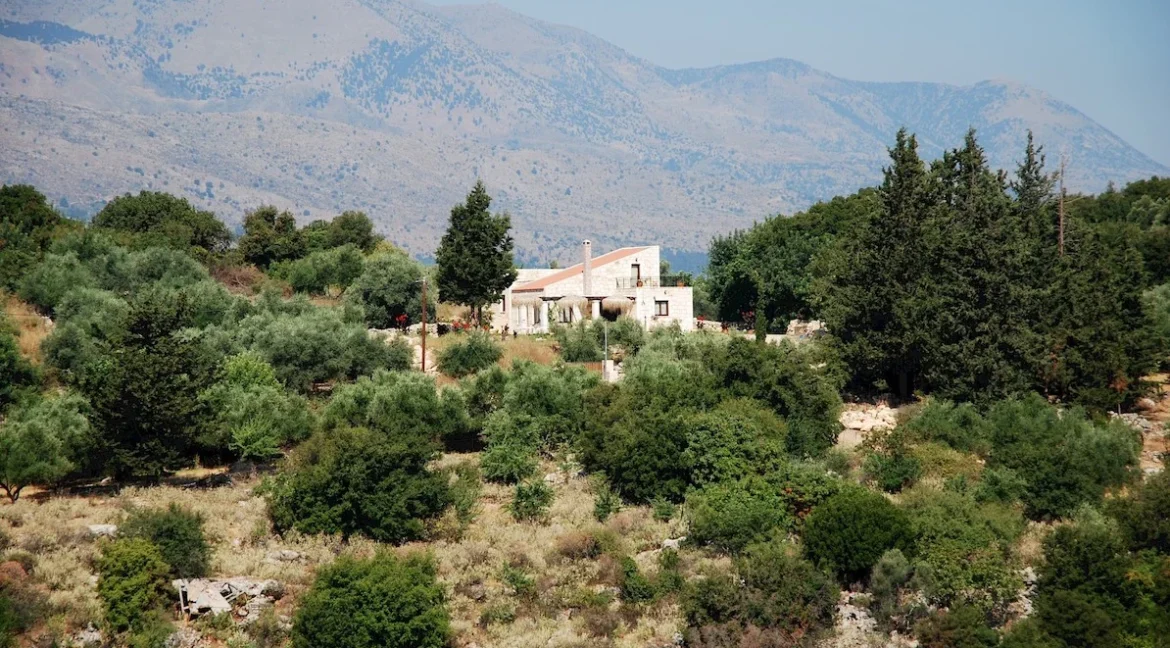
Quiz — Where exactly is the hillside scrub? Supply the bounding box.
[263,427,451,543]
[292,551,449,648]
[120,504,211,579]
[437,331,502,377]
[682,541,837,646]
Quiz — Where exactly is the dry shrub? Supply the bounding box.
[500,337,559,367]
[593,555,623,588]
[4,296,50,363]
[581,606,622,638]
[555,531,602,561]
[210,262,266,294]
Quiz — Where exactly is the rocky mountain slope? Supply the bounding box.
[1,0,1165,261]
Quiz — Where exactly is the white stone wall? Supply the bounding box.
[632,286,694,332]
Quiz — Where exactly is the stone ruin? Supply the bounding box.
[173,577,284,624]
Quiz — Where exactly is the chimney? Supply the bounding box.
[583,240,593,296]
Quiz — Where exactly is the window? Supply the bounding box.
[655,300,669,317]
[631,264,641,283]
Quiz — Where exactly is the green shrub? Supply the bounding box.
[479,411,539,484]
[96,538,171,633]
[1109,469,1170,552]
[902,399,993,455]
[291,552,449,648]
[682,398,787,487]
[619,556,655,603]
[120,504,210,579]
[0,391,91,502]
[321,370,467,442]
[577,381,693,503]
[864,450,922,493]
[687,478,791,554]
[500,563,535,598]
[974,466,1029,504]
[18,252,96,314]
[683,541,836,645]
[868,549,929,631]
[0,322,39,411]
[345,250,434,329]
[656,549,684,595]
[437,332,502,378]
[510,480,554,522]
[901,486,1023,614]
[592,481,621,522]
[448,462,482,527]
[500,361,597,448]
[271,244,364,294]
[985,395,1139,520]
[264,427,451,543]
[802,487,911,582]
[555,321,603,362]
[226,308,411,392]
[914,606,999,648]
[651,497,676,522]
[716,337,843,457]
[198,351,313,459]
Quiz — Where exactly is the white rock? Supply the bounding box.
[71,624,103,648]
[662,536,686,550]
[266,549,300,562]
[87,524,117,538]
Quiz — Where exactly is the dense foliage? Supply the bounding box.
[708,133,1168,410]
[292,552,449,648]
[96,538,171,633]
[802,487,912,581]
[264,427,451,543]
[120,504,211,579]
[0,392,91,501]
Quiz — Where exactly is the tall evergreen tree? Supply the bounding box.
[435,182,517,322]
[919,130,1024,402]
[814,129,930,396]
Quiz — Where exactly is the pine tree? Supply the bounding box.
[435,182,518,322]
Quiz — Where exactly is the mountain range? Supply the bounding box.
[1,0,1166,263]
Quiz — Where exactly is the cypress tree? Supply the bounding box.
[435,182,518,323]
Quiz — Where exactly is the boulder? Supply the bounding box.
[266,549,301,562]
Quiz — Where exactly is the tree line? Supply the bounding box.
[708,130,1170,410]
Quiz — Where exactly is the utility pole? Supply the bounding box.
[1058,155,1067,256]
[420,275,428,373]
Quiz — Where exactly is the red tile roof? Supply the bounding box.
[512,247,649,293]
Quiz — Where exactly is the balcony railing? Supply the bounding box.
[612,275,692,290]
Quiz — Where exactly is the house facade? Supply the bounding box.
[490,241,694,333]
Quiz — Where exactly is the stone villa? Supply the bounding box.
[490,241,694,333]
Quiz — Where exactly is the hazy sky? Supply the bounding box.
[431,0,1170,167]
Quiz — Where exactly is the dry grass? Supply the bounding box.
[3,295,51,364]
[498,336,559,367]
[4,454,702,647]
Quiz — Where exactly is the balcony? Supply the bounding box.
[611,275,692,290]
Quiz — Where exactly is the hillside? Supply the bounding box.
[1,0,1166,261]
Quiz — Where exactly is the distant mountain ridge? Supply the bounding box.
[1,0,1165,262]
